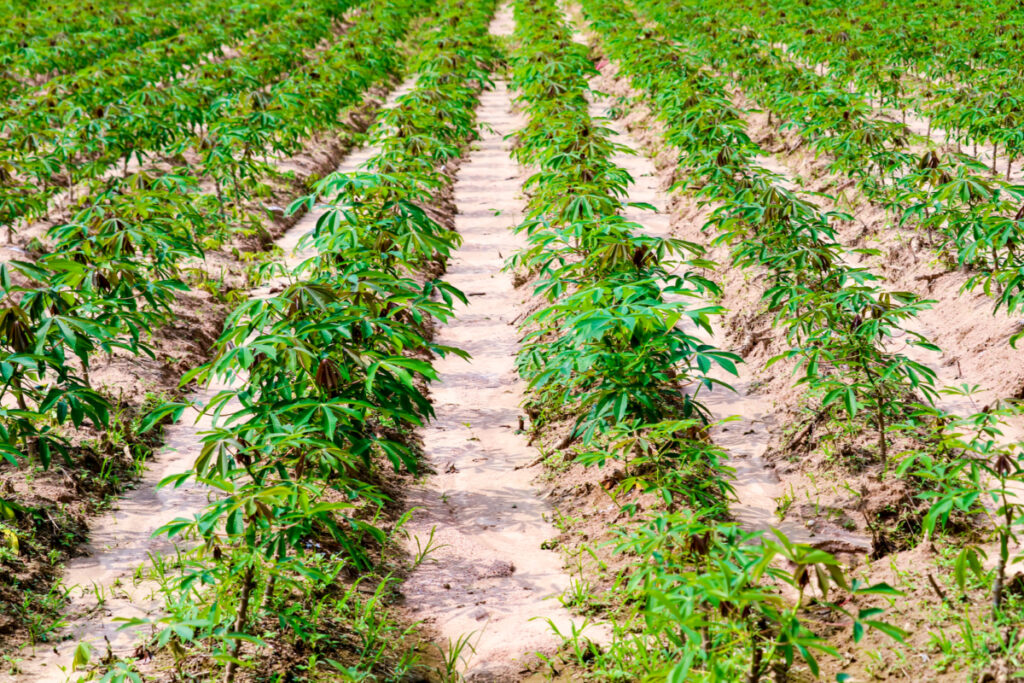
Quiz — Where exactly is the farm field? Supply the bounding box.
[1,0,1023,681]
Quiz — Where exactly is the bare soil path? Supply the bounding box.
[398,16,591,677]
[10,387,220,682]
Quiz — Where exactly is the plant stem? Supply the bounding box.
[224,564,255,683]
[993,488,1011,615]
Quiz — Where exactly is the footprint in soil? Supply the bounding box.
[476,560,516,579]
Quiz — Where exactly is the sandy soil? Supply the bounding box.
[398,15,595,679]
[9,385,226,682]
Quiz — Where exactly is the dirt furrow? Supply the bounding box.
[590,84,871,553]
[8,86,411,683]
[570,12,873,553]
[399,18,591,676]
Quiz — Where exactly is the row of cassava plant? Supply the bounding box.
[585,0,941,474]
[508,1,906,680]
[0,0,362,238]
[583,0,1024,668]
[0,0,418,476]
[720,0,1024,176]
[631,0,1024,323]
[0,0,302,125]
[0,0,237,101]
[612,5,1024,603]
[0,0,426,624]
[0,0,174,66]
[768,0,1023,83]
[101,3,500,680]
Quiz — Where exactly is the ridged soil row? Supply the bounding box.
[398,8,593,680]
[12,84,414,683]
[571,15,873,553]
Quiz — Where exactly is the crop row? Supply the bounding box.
[0,0,257,101]
[0,0,362,237]
[110,0,499,678]
[506,0,915,678]
[0,0,345,125]
[584,0,944,507]
[730,0,1024,166]
[629,0,1024,322]
[582,0,1024,670]
[0,0,417,521]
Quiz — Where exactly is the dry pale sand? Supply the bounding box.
[9,386,221,683]
[397,62,596,680]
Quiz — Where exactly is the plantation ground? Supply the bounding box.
[2,0,1024,681]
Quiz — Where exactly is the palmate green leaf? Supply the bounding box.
[158,472,193,490]
[953,546,986,592]
[287,193,317,217]
[140,401,188,433]
[431,342,471,361]
[225,508,243,537]
[863,619,907,642]
[306,501,358,516]
[0,496,24,520]
[843,387,859,417]
[852,582,902,597]
[321,405,338,439]
[153,518,194,540]
[71,641,91,671]
[706,351,739,376]
[667,655,696,683]
[377,438,418,472]
[365,356,437,393]
[155,622,196,648]
[821,385,859,418]
[923,496,957,535]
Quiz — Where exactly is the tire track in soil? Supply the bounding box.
[9,85,412,683]
[398,15,594,678]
